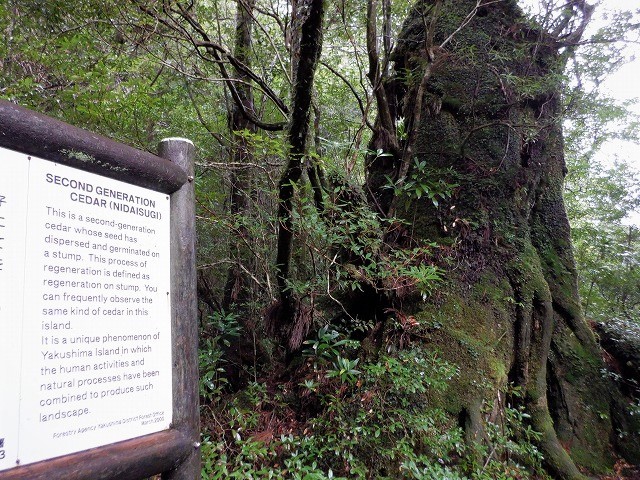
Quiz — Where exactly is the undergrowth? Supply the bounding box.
[199,322,550,479]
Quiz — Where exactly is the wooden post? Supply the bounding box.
[0,431,193,480]
[159,138,200,480]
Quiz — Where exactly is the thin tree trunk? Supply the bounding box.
[273,0,325,349]
[223,0,258,312]
[220,0,258,389]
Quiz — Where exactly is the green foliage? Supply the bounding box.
[565,158,640,323]
[302,326,361,385]
[289,182,444,305]
[462,388,547,479]
[325,355,361,386]
[302,326,358,363]
[200,345,550,479]
[386,159,459,208]
[199,311,242,402]
[201,348,465,479]
[0,0,223,157]
[556,2,640,325]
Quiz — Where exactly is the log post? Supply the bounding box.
[159,138,200,480]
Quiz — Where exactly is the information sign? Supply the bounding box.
[0,147,172,470]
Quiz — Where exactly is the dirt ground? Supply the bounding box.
[601,460,640,480]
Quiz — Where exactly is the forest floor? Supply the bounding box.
[601,460,640,479]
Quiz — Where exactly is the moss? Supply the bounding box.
[508,242,551,305]
[413,281,513,414]
[531,405,589,480]
[470,273,512,304]
[414,267,592,479]
[441,95,465,114]
[535,244,583,317]
[383,0,625,475]
[569,430,615,474]
[487,356,508,383]
[552,328,600,380]
[61,148,96,163]
[549,325,615,473]
[60,148,129,172]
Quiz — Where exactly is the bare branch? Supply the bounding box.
[136,1,289,131]
[320,60,369,123]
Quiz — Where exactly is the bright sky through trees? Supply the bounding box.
[598,0,640,103]
[596,0,640,224]
[520,0,640,224]
[597,0,640,225]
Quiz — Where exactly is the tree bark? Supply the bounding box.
[216,0,258,389]
[365,0,636,476]
[223,0,258,312]
[272,0,325,350]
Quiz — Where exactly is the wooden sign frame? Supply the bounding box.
[0,100,199,480]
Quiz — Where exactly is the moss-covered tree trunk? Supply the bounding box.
[218,0,259,390]
[272,0,325,350]
[223,0,258,312]
[366,1,636,477]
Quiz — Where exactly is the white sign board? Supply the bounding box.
[0,147,172,470]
